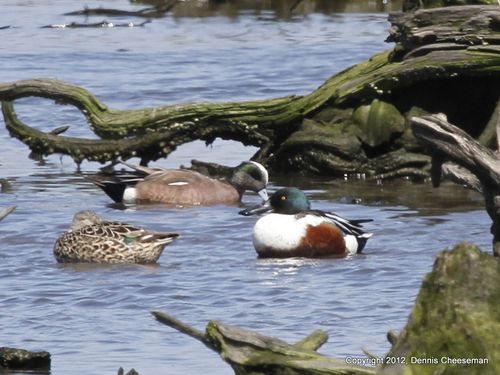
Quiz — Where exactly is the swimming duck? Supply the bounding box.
[89,160,269,206]
[239,187,372,258]
[54,211,179,264]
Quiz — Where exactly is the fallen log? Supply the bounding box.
[152,310,376,375]
[1,6,499,177]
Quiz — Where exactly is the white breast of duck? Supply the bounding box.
[252,213,352,258]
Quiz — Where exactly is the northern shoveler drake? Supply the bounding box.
[239,187,372,258]
[54,211,179,264]
[89,160,269,206]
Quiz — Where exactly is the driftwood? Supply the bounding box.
[0,206,16,222]
[411,113,500,256]
[1,6,499,177]
[387,5,500,61]
[402,0,499,12]
[152,310,375,375]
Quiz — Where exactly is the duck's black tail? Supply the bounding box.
[354,232,373,253]
[86,174,138,203]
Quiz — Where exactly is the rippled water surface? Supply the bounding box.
[0,1,491,374]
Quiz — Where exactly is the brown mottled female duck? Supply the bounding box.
[54,211,179,264]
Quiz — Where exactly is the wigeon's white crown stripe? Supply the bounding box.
[249,161,268,185]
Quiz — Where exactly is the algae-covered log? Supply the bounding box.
[381,243,500,374]
[1,6,499,176]
[152,310,375,375]
[0,347,51,371]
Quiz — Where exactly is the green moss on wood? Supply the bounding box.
[0,347,51,370]
[383,243,500,375]
[205,320,376,375]
[352,100,406,148]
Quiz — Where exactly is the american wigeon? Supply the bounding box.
[54,210,179,264]
[239,187,372,258]
[89,161,269,206]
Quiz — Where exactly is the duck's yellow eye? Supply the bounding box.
[281,196,287,201]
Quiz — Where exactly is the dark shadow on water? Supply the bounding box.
[272,174,484,216]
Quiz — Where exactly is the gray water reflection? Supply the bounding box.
[0,1,493,375]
